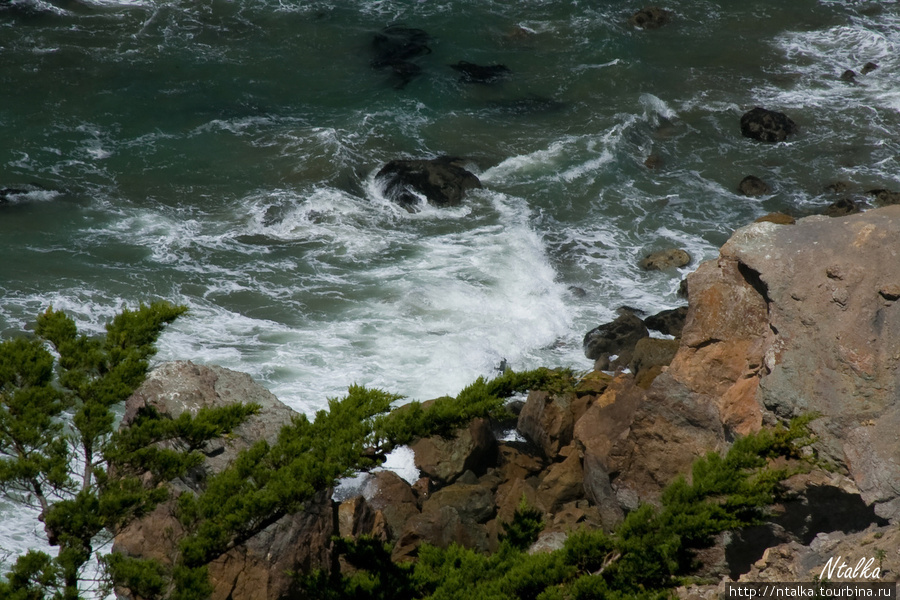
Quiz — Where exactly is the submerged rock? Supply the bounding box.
[738,175,771,197]
[822,197,861,217]
[639,248,691,270]
[629,7,672,29]
[450,61,511,84]
[740,107,797,143]
[370,25,432,88]
[867,188,900,206]
[375,156,482,212]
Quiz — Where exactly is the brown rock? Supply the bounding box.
[630,337,680,388]
[363,471,420,542]
[411,417,497,485]
[639,248,691,271]
[713,207,900,520]
[393,483,494,559]
[517,390,576,458]
[536,449,585,512]
[573,373,724,512]
[113,362,331,600]
[754,212,795,225]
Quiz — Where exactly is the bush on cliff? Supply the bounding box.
[0,303,258,600]
[310,419,813,600]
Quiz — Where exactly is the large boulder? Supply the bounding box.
[410,417,497,485]
[375,156,482,212]
[517,389,579,459]
[687,206,900,520]
[113,362,331,600]
[740,107,797,143]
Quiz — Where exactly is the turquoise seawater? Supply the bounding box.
[1,0,899,583]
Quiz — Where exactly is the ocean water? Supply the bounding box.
[1,0,899,589]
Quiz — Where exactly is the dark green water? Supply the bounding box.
[1,0,899,574]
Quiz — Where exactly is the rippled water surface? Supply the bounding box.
[1,0,899,580]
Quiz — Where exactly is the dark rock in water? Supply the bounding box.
[644,306,688,338]
[639,248,691,271]
[371,25,431,67]
[450,61,511,84]
[0,187,29,202]
[583,313,648,363]
[825,180,851,193]
[371,25,432,89]
[823,197,861,217]
[567,286,587,298]
[643,153,663,169]
[738,175,770,197]
[629,7,672,29]
[740,107,797,143]
[375,156,482,212]
[861,61,879,74]
[867,188,900,206]
[488,95,565,115]
[840,69,857,82]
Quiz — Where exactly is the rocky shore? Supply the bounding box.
[113,207,900,599]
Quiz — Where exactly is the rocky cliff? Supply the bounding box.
[112,207,900,598]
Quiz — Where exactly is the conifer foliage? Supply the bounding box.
[0,302,256,600]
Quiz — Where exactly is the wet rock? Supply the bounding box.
[450,61,511,84]
[840,69,856,82]
[740,107,797,143]
[644,306,688,337]
[861,61,879,75]
[822,197,860,217]
[867,188,900,206]
[825,181,851,193]
[629,6,672,29]
[582,312,648,366]
[375,156,482,212]
[738,175,771,197]
[644,153,664,169]
[639,248,691,270]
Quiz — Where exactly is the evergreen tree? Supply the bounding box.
[0,302,257,599]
